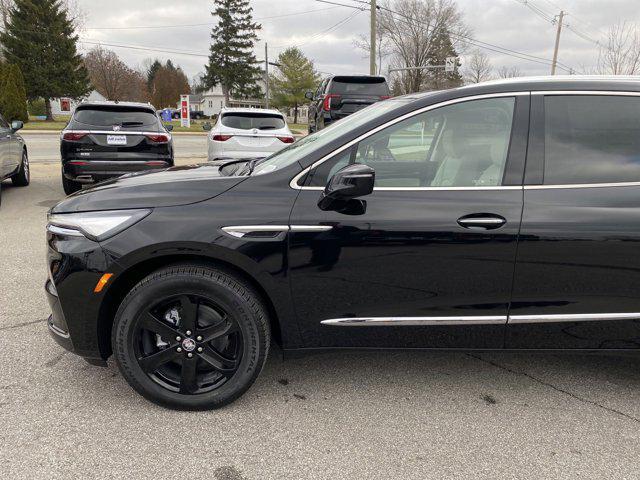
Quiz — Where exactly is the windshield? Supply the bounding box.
[252,100,402,176]
[221,112,285,130]
[74,107,158,127]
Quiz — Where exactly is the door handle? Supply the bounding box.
[457,214,506,230]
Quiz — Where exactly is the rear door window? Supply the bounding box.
[221,113,285,130]
[330,77,389,96]
[543,95,640,184]
[74,107,158,127]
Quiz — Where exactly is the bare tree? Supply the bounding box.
[496,65,522,78]
[379,0,470,94]
[353,20,392,75]
[463,49,492,84]
[597,22,640,75]
[84,46,148,101]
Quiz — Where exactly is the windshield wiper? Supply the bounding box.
[257,126,276,130]
[120,121,144,127]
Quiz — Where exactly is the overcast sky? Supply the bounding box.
[77,0,640,82]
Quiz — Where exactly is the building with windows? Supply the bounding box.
[50,90,106,117]
[183,81,267,117]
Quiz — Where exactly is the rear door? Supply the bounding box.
[328,76,389,120]
[289,93,529,349]
[508,92,640,349]
[219,112,290,154]
[64,106,168,161]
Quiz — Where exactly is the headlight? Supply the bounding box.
[47,209,151,241]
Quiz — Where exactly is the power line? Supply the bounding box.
[313,0,368,10]
[273,9,363,50]
[78,39,210,57]
[84,6,343,30]
[376,3,575,73]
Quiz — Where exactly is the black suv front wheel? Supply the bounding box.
[112,265,270,410]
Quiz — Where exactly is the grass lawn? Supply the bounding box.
[22,117,210,134]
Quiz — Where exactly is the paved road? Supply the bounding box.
[1,144,640,479]
[22,131,208,164]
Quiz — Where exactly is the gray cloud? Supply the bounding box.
[77,0,639,80]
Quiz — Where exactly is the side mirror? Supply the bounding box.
[11,120,23,131]
[202,122,212,131]
[164,124,174,132]
[318,163,375,211]
[304,91,314,101]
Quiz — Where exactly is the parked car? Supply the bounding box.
[306,75,390,133]
[45,76,640,410]
[0,115,29,205]
[60,101,174,195]
[171,109,204,120]
[206,107,294,161]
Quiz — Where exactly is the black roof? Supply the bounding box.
[76,100,157,110]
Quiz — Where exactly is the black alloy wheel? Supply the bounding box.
[113,265,270,410]
[135,294,241,394]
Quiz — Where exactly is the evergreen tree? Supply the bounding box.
[422,26,463,91]
[204,0,262,104]
[0,0,90,120]
[146,59,162,89]
[0,62,28,122]
[269,47,319,123]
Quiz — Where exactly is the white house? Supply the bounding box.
[50,90,106,117]
[184,79,268,117]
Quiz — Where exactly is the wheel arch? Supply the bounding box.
[97,253,287,359]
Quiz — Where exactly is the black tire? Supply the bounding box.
[11,149,30,186]
[61,170,81,195]
[112,265,270,410]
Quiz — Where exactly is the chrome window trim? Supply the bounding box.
[321,316,507,326]
[524,181,640,190]
[508,312,640,324]
[531,90,640,96]
[290,91,528,191]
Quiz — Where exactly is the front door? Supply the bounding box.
[289,94,529,349]
[508,92,640,349]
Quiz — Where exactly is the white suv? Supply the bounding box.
[207,108,294,161]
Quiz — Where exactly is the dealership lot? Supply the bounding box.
[2,133,640,479]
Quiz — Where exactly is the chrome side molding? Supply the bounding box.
[321,316,507,326]
[221,225,333,240]
[508,312,640,324]
[321,312,640,326]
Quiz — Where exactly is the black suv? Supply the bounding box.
[60,101,174,194]
[46,77,640,410]
[306,75,390,133]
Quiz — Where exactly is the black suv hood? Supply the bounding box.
[52,164,246,213]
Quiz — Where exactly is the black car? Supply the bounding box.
[60,101,174,195]
[0,115,29,205]
[46,76,640,410]
[306,75,390,133]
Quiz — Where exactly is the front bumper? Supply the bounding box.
[63,159,173,183]
[45,227,111,361]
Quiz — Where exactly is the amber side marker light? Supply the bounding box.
[94,273,114,293]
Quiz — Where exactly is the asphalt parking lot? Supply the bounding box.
[1,133,640,479]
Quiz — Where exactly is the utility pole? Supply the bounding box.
[550,10,564,75]
[264,42,270,108]
[370,0,377,75]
